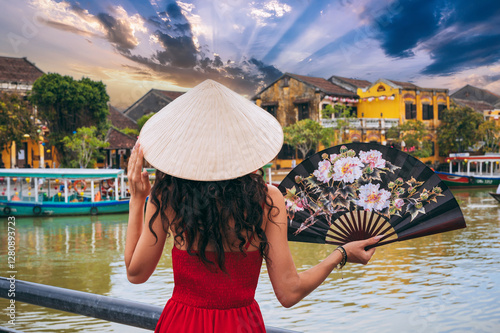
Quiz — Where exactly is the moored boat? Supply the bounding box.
[0,168,130,217]
[435,154,500,188]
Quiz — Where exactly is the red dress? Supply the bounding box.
[155,241,266,333]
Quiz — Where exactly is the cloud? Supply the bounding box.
[422,33,500,75]
[154,31,198,67]
[248,0,292,27]
[41,19,98,38]
[28,0,282,95]
[364,0,500,75]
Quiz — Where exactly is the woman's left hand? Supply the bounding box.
[127,141,151,201]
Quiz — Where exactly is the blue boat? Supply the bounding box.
[0,168,130,216]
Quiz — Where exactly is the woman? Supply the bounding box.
[125,80,380,332]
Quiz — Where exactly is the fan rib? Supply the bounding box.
[339,214,356,236]
[371,215,387,236]
[325,233,349,243]
[327,220,351,240]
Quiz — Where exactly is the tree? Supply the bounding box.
[137,113,154,131]
[283,119,327,158]
[437,106,483,155]
[478,120,500,153]
[321,104,355,145]
[29,73,110,166]
[386,120,433,158]
[120,127,139,137]
[0,92,39,158]
[61,126,109,168]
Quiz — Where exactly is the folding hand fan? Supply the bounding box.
[278,143,466,248]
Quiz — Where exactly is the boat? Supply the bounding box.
[489,192,500,203]
[435,154,500,188]
[0,168,130,217]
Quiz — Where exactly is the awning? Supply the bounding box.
[0,168,124,179]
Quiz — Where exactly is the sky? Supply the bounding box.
[1,0,500,109]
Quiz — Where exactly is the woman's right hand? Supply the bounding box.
[342,235,383,265]
[127,141,151,202]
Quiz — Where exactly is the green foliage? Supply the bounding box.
[437,106,483,154]
[387,120,433,158]
[61,126,109,168]
[283,119,326,158]
[29,73,110,166]
[321,104,355,146]
[0,92,38,153]
[478,120,500,152]
[385,125,400,140]
[120,127,139,137]
[137,113,154,131]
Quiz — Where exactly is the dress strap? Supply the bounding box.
[245,232,255,251]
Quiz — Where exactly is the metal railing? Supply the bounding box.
[321,117,399,129]
[0,277,298,332]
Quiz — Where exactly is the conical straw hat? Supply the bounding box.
[139,79,284,181]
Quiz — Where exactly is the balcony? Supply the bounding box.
[321,118,399,129]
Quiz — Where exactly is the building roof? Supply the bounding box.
[252,72,358,100]
[386,79,421,90]
[328,75,371,92]
[153,89,185,100]
[124,88,185,120]
[108,104,138,130]
[365,78,448,93]
[0,56,44,84]
[105,127,137,149]
[451,84,500,105]
[287,73,357,96]
[452,98,494,113]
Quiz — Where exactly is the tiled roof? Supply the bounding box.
[0,56,44,83]
[105,127,137,149]
[329,75,371,89]
[153,89,185,101]
[451,85,500,105]
[287,73,357,97]
[452,98,494,113]
[108,105,138,130]
[386,79,421,90]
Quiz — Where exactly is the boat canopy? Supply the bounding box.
[0,168,125,179]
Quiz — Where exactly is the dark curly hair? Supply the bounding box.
[148,171,277,271]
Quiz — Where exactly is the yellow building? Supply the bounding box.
[356,79,450,164]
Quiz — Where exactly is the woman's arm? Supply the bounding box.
[264,185,381,308]
[124,143,167,284]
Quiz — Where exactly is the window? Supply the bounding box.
[422,104,433,120]
[297,103,310,120]
[263,105,277,118]
[405,103,417,119]
[438,104,446,120]
[349,106,358,117]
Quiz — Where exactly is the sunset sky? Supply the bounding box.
[1,0,499,109]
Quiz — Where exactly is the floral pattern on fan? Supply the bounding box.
[284,146,444,235]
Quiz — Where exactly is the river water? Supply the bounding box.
[1,189,499,332]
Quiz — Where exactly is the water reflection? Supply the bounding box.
[1,189,500,332]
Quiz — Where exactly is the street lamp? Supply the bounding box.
[456,137,463,153]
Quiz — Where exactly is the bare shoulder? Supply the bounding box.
[266,184,284,201]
